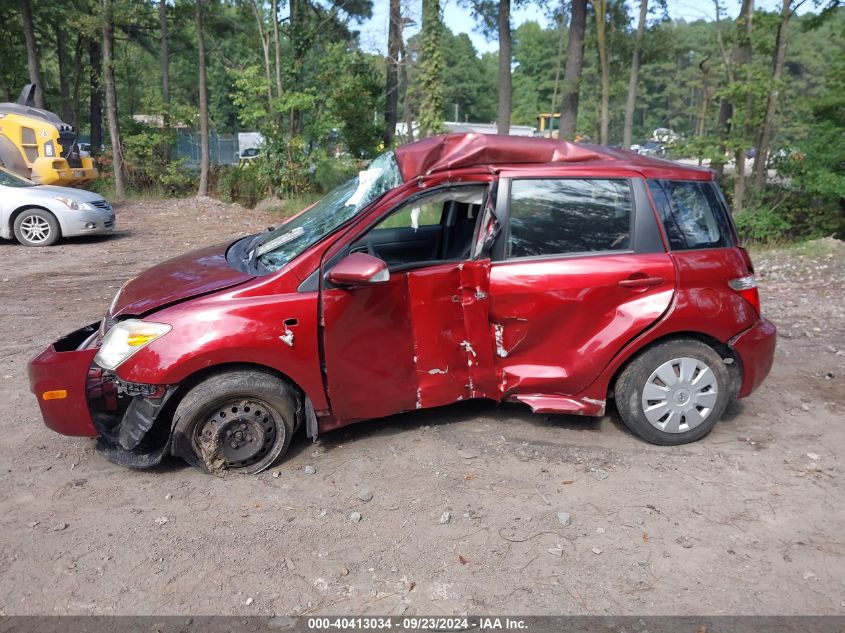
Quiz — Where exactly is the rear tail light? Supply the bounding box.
[729,275,761,314]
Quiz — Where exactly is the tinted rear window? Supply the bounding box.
[507,179,632,258]
[648,180,733,250]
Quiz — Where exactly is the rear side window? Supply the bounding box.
[507,179,632,258]
[649,180,734,250]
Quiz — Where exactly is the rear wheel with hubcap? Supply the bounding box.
[171,370,297,474]
[614,339,730,445]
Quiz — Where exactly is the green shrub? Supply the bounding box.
[217,163,269,208]
[734,206,793,244]
[259,136,312,196]
[313,154,360,193]
[735,192,845,245]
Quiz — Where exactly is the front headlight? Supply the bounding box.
[94,319,171,370]
[55,196,95,211]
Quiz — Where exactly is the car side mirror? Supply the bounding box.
[327,252,390,287]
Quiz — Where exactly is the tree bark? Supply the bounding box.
[695,55,711,138]
[595,0,610,145]
[496,0,511,135]
[102,0,125,199]
[89,39,103,154]
[559,0,587,139]
[622,0,648,148]
[271,0,283,103]
[384,0,401,146]
[752,0,795,190]
[160,0,170,107]
[19,0,44,108]
[196,0,210,197]
[250,0,275,115]
[548,9,566,137]
[56,31,73,123]
[400,35,413,142]
[71,36,84,132]
[712,0,745,180]
[732,0,754,214]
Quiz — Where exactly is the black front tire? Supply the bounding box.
[171,370,298,474]
[614,339,731,446]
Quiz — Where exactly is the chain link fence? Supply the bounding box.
[176,132,240,166]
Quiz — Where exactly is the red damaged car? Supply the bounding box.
[28,134,776,474]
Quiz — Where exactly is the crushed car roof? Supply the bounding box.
[393,133,713,181]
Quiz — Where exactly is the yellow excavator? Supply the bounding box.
[0,84,97,186]
[537,113,561,139]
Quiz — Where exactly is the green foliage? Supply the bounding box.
[228,65,271,130]
[122,126,185,195]
[734,177,845,245]
[313,155,360,193]
[419,0,446,137]
[734,205,793,243]
[441,31,497,122]
[217,163,269,208]
[259,135,312,197]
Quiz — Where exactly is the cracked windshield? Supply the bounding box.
[253,151,403,272]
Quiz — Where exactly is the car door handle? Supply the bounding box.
[618,275,664,288]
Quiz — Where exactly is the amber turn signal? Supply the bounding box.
[42,389,68,400]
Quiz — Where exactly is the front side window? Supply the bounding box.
[648,180,733,250]
[507,178,633,258]
[351,186,486,268]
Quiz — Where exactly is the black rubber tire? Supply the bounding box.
[13,208,61,246]
[170,370,298,474]
[614,339,731,446]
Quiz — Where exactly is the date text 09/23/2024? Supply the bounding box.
[307,617,527,630]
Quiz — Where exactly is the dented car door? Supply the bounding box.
[319,185,496,425]
[489,174,677,402]
[320,260,496,424]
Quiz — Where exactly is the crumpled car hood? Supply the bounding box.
[110,242,254,317]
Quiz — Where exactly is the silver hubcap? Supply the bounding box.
[641,356,718,434]
[20,215,51,243]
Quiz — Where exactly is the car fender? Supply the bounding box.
[112,291,329,412]
[577,284,758,402]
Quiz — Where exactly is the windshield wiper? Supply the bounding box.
[250,226,306,261]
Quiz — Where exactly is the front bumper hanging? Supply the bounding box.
[28,323,178,468]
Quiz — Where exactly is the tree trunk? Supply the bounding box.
[496,0,511,135]
[196,0,210,197]
[72,36,84,132]
[622,0,648,148]
[696,55,711,138]
[384,0,401,146]
[89,39,103,154]
[595,0,610,145]
[289,0,301,135]
[271,0,283,103]
[102,0,125,199]
[559,0,587,139]
[56,31,73,123]
[712,0,747,181]
[19,0,44,108]
[160,0,170,107]
[752,0,792,190]
[250,0,275,115]
[400,37,414,142]
[548,9,566,137]
[733,0,754,214]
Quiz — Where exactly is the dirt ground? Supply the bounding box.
[0,198,843,616]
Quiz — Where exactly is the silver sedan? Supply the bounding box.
[0,168,115,246]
